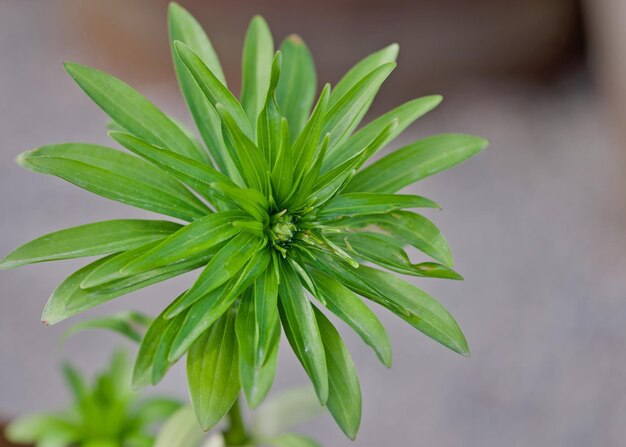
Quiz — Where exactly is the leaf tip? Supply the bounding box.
[387,42,400,56]
[14,150,34,169]
[167,1,183,15]
[0,257,17,270]
[287,33,304,45]
[251,14,270,28]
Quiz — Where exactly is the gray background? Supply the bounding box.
[1,1,625,446]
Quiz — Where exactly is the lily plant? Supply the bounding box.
[1,2,487,442]
[4,350,181,447]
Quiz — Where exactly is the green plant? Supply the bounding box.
[1,2,487,441]
[4,350,181,447]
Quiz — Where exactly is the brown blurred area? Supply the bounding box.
[62,0,585,105]
[3,1,626,446]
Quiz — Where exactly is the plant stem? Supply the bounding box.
[223,397,249,446]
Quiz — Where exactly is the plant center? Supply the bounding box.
[269,210,297,253]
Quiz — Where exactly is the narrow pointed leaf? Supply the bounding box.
[318,193,439,221]
[241,16,274,133]
[42,252,211,325]
[329,43,398,107]
[121,211,247,276]
[133,302,190,389]
[324,95,441,169]
[110,131,235,204]
[17,144,209,221]
[338,211,453,267]
[61,363,88,401]
[236,290,280,408]
[271,118,293,203]
[276,35,317,136]
[290,84,330,189]
[210,182,269,224]
[165,232,263,317]
[168,3,232,171]
[0,220,180,269]
[187,310,240,431]
[63,311,152,344]
[257,52,283,166]
[174,41,252,139]
[310,253,469,356]
[278,262,328,404]
[169,250,270,361]
[216,104,270,193]
[314,309,361,440]
[323,62,396,148]
[308,268,391,366]
[309,120,396,207]
[335,232,462,280]
[80,240,162,288]
[64,62,205,162]
[348,134,489,193]
[254,260,280,365]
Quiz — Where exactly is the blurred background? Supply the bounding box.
[1,0,625,445]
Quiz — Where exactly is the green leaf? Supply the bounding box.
[318,192,439,221]
[308,268,391,366]
[216,104,270,193]
[287,134,330,208]
[276,35,317,136]
[278,262,328,404]
[311,254,469,356]
[324,95,441,169]
[323,62,396,149]
[168,250,270,362]
[187,309,240,431]
[41,251,211,325]
[338,211,453,267]
[109,131,234,205]
[251,387,323,439]
[17,143,209,221]
[347,134,489,193]
[257,52,283,167]
[79,240,161,288]
[4,415,78,445]
[174,41,252,140]
[0,219,180,269]
[241,16,274,134]
[64,62,205,163]
[210,182,269,224]
[121,211,247,276]
[153,405,205,447]
[267,434,321,447]
[309,120,397,207]
[63,311,152,344]
[62,362,88,401]
[314,309,361,440]
[168,3,232,172]
[254,259,280,365]
[236,289,280,408]
[335,232,462,280]
[133,302,190,389]
[329,43,398,108]
[165,232,264,317]
[289,84,330,192]
[270,118,293,203]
